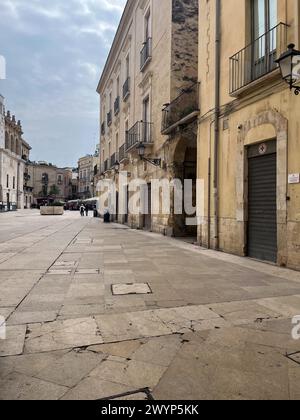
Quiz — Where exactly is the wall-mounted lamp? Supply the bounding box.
[276,44,300,95]
[137,142,161,168]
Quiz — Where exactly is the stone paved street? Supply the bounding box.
[0,210,300,400]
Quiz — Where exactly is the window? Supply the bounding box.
[13,176,15,189]
[116,132,119,152]
[252,0,277,41]
[116,77,120,97]
[145,9,151,41]
[126,54,130,79]
[143,96,150,123]
[6,174,9,188]
[252,0,277,58]
[251,0,278,77]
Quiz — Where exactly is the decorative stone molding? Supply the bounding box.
[236,109,288,266]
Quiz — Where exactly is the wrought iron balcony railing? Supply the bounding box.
[110,152,117,168]
[229,23,288,94]
[114,96,120,116]
[107,110,112,127]
[104,159,110,172]
[126,121,153,152]
[161,82,199,133]
[119,144,127,162]
[123,77,130,101]
[140,38,152,71]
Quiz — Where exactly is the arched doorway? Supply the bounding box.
[170,127,197,238]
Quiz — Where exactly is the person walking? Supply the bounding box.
[80,205,85,217]
[85,206,89,217]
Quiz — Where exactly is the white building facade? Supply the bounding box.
[0,96,31,211]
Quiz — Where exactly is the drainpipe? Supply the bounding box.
[213,0,221,250]
[207,119,215,249]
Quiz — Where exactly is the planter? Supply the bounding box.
[40,206,64,216]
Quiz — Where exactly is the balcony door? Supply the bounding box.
[252,0,278,78]
[142,96,150,143]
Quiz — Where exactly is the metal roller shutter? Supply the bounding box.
[248,145,277,263]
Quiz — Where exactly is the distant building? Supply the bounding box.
[0,96,32,211]
[70,169,79,200]
[27,162,73,206]
[78,155,93,199]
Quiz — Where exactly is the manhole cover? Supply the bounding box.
[48,269,72,275]
[112,283,152,296]
[54,261,77,268]
[75,269,100,275]
[74,239,92,244]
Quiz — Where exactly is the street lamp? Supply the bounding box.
[276,44,300,95]
[137,142,161,168]
[114,161,120,173]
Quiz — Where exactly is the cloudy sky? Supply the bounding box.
[0,0,126,167]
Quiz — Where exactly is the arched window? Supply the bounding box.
[10,135,14,153]
[5,132,9,149]
[16,140,20,155]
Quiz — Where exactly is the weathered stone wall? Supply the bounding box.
[0,96,4,149]
[197,0,300,270]
[171,0,198,99]
[28,163,69,202]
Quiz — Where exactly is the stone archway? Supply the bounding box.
[168,125,197,237]
[236,110,288,266]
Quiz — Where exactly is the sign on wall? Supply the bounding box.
[288,173,300,184]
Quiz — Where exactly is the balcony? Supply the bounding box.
[104,159,111,172]
[161,83,199,134]
[123,77,130,101]
[140,38,152,71]
[119,144,127,162]
[101,122,105,136]
[110,152,119,168]
[229,23,288,95]
[107,110,112,127]
[114,96,120,116]
[126,121,153,152]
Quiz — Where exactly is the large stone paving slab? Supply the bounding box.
[153,326,295,400]
[0,325,26,357]
[0,372,68,400]
[25,317,103,353]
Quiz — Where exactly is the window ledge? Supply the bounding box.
[140,56,152,73]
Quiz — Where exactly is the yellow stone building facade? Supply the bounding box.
[197,0,300,270]
[97,0,199,235]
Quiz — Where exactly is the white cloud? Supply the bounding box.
[0,0,127,166]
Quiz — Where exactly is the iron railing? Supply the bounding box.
[126,121,153,151]
[119,144,127,162]
[162,82,199,133]
[123,77,130,100]
[110,152,117,168]
[140,38,152,71]
[229,23,288,94]
[114,96,120,115]
[107,110,112,127]
[104,159,110,172]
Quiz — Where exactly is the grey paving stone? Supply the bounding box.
[25,317,103,353]
[0,372,68,400]
[0,325,26,357]
[35,349,105,387]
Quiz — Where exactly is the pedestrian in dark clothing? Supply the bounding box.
[80,205,85,217]
[85,206,89,217]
